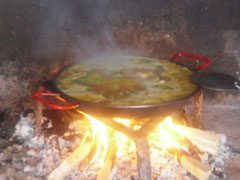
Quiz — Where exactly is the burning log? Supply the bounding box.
[149,117,219,179]
[48,134,93,180]
[166,147,212,180]
[97,136,117,180]
[175,124,220,155]
[150,117,219,156]
[48,114,118,180]
[181,155,212,180]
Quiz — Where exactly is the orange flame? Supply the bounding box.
[79,111,110,166]
[75,111,187,175]
[113,118,135,154]
[155,116,185,151]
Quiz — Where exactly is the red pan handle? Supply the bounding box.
[32,92,79,110]
[170,52,210,70]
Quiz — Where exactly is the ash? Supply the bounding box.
[0,112,234,180]
[208,135,232,179]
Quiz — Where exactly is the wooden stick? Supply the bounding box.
[193,89,203,128]
[175,125,219,146]
[97,137,117,180]
[175,125,219,155]
[35,86,43,136]
[154,146,212,180]
[181,155,212,180]
[150,123,219,155]
[48,140,93,180]
[134,137,152,180]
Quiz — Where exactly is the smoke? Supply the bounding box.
[33,0,124,61]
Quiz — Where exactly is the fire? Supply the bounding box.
[153,116,185,151]
[80,111,110,165]
[78,112,187,165]
[49,112,219,180]
[78,112,187,170]
[76,111,135,170]
[113,118,131,149]
[49,112,205,180]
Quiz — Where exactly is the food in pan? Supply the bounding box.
[56,57,198,105]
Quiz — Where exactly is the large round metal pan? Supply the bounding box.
[48,55,204,119]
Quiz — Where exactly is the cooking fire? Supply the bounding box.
[6,105,229,180]
[47,113,223,180]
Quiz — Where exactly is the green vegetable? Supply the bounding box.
[58,84,67,89]
[85,86,91,91]
[132,58,152,64]
[93,76,105,83]
[71,71,105,84]
[113,71,120,75]
[154,84,174,90]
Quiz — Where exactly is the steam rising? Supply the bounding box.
[33,0,240,76]
[34,0,129,61]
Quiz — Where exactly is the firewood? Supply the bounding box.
[175,125,219,146]
[97,138,117,180]
[149,127,219,156]
[175,125,219,155]
[48,141,93,180]
[181,155,212,180]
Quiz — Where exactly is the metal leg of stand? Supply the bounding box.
[134,137,152,180]
[193,89,203,128]
[35,86,43,135]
